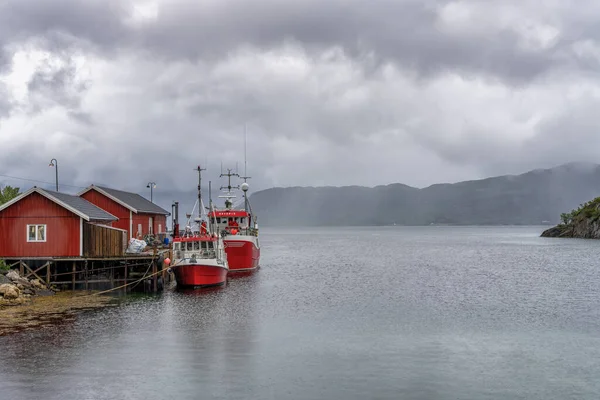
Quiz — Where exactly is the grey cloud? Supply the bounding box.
[124,0,566,84]
[1,0,597,84]
[26,55,89,114]
[3,0,600,205]
[0,0,131,52]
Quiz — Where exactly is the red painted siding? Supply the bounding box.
[130,214,167,238]
[81,190,132,237]
[0,192,80,257]
[81,189,167,238]
[152,214,167,234]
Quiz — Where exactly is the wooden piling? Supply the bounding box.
[72,261,76,290]
[84,260,89,291]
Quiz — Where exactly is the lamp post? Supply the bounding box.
[49,159,58,191]
[147,182,156,203]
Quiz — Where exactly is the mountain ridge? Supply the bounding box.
[249,162,600,226]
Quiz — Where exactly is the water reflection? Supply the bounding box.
[1,227,600,399]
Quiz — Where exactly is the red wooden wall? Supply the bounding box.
[132,213,167,238]
[81,189,167,239]
[0,192,80,257]
[81,190,132,237]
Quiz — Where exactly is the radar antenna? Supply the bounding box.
[219,168,240,209]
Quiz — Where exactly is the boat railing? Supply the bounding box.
[179,249,217,260]
[221,227,259,237]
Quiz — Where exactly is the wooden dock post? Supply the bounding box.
[124,262,128,294]
[72,261,76,291]
[152,246,158,293]
[84,260,89,291]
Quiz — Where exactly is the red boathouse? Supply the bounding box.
[0,187,118,258]
[78,185,170,239]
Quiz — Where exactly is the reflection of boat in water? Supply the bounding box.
[171,166,229,288]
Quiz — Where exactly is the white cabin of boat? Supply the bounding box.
[173,236,226,264]
[208,210,258,236]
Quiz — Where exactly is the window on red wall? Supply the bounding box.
[27,224,46,242]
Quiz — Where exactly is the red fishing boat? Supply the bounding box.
[208,169,260,273]
[171,166,229,287]
[208,141,261,273]
[172,234,228,287]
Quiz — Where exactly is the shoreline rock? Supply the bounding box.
[541,197,600,239]
[0,269,56,307]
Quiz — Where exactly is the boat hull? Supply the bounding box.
[173,262,228,287]
[224,236,260,272]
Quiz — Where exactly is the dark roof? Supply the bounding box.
[94,186,170,215]
[41,189,117,221]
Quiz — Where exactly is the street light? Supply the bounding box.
[49,159,58,191]
[147,182,156,203]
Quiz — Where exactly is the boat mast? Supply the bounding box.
[219,167,239,210]
[196,165,206,222]
[240,124,252,213]
[208,180,215,234]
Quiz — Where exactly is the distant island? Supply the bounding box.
[249,162,600,226]
[541,197,600,239]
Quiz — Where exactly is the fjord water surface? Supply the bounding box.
[1,226,600,400]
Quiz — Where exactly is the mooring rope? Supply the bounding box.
[88,259,182,296]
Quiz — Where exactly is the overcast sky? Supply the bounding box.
[2,0,600,209]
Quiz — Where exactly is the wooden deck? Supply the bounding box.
[3,247,173,294]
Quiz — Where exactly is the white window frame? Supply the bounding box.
[158,224,162,234]
[149,218,153,235]
[27,224,47,243]
[137,224,142,236]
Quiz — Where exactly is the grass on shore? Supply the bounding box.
[0,291,117,336]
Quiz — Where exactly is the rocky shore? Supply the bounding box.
[0,269,117,336]
[0,269,56,306]
[541,197,600,239]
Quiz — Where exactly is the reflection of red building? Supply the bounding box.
[0,187,117,258]
[78,185,170,239]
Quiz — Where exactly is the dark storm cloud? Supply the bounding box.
[0,0,590,84]
[26,55,90,114]
[0,0,130,51]
[1,0,600,197]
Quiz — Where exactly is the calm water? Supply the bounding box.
[2,226,600,400]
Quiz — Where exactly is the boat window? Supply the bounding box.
[174,243,180,251]
[194,241,200,250]
[216,218,221,224]
[187,242,193,251]
[240,218,246,225]
[207,241,213,249]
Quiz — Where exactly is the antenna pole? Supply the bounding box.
[196,165,206,220]
[219,167,240,210]
[208,180,213,234]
